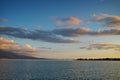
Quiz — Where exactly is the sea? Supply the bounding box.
[0,59,120,80]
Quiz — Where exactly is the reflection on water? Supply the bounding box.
[0,59,120,80]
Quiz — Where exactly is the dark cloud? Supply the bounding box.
[1,26,119,44]
[80,42,120,51]
[53,28,120,37]
[0,26,80,43]
[53,27,91,37]
[92,14,120,28]
[54,16,82,27]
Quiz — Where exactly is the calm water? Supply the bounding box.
[0,60,120,80]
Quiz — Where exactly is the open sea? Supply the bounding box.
[0,59,120,80]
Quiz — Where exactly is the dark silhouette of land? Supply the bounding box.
[1,50,120,60]
[0,50,46,59]
[76,58,120,61]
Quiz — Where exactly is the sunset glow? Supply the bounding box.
[0,0,120,59]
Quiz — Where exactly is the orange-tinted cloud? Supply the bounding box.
[0,37,36,54]
[54,16,82,27]
[92,14,120,29]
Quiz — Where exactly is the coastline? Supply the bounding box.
[76,58,120,61]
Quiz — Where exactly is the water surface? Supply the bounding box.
[0,59,120,80]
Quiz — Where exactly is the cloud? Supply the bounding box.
[1,26,119,44]
[53,27,120,37]
[53,27,91,37]
[80,42,120,51]
[0,18,8,22]
[0,37,39,58]
[0,26,80,43]
[54,16,82,27]
[92,14,120,29]
[0,37,36,53]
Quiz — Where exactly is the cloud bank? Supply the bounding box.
[0,14,120,44]
[53,28,120,37]
[0,26,80,43]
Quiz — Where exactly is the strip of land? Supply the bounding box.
[76,58,120,61]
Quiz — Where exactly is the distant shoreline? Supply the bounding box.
[0,58,120,61]
[76,58,120,61]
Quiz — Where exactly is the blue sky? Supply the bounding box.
[1,0,120,29]
[0,0,120,59]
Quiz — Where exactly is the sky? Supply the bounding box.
[0,0,120,59]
